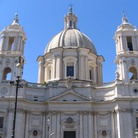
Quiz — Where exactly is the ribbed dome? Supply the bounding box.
[44,7,97,55]
[45,28,97,54]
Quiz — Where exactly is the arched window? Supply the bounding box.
[8,37,14,51]
[129,67,137,80]
[127,36,133,51]
[3,67,11,80]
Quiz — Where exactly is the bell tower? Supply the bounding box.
[114,14,138,83]
[0,14,26,81]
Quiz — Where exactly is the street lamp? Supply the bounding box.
[11,56,24,138]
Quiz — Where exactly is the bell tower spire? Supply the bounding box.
[114,13,138,83]
[12,13,19,24]
[0,14,26,81]
[64,6,78,29]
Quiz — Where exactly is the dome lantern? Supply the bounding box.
[64,7,78,29]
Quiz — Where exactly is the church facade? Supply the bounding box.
[0,7,138,138]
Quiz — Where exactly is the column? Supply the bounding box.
[5,37,9,51]
[115,109,122,138]
[93,67,97,83]
[85,56,89,80]
[83,112,88,138]
[15,109,25,138]
[97,58,103,86]
[119,35,123,52]
[74,61,77,79]
[122,59,128,83]
[0,36,5,51]
[80,113,83,138]
[79,55,84,79]
[25,111,29,138]
[14,36,18,51]
[56,113,60,138]
[64,62,67,79]
[42,113,46,138]
[53,57,57,79]
[51,112,56,138]
[122,36,127,51]
[20,38,24,52]
[38,60,44,83]
[132,36,136,51]
[56,55,62,79]
[136,36,138,51]
[88,112,93,138]
[45,67,47,81]
[94,113,97,138]
[6,110,13,138]
[111,112,115,138]
[17,36,21,51]
[115,39,119,54]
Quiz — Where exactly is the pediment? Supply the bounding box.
[48,89,90,102]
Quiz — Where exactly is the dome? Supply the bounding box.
[45,28,97,54]
[44,7,97,55]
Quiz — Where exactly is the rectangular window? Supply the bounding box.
[0,117,4,129]
[89,70,92,79]
[136,117,138,128]
[127,36,133,51]
[69,21,72,28]
[89,67,94,80]
[64,131,76,138]
[67,66,74,77]
[49,70,51,79]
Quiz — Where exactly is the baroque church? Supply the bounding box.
[0,7,138,138]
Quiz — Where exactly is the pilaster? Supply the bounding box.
[25,111,30,138]
[6,109,13,138]
[15,109,25,138]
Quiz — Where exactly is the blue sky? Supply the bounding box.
[0,0,138,83]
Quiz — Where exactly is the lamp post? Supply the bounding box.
[11,56,24,138]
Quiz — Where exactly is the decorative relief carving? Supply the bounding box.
[29,129,41,137]
[62,117,77,129]
[115,71,120,80]
[61,112,78,116]
[115,107,133,113]
[17,108,25,113]
[5,58,10,65]
[66,77,73,90]
[130,58,135,66]
[0,87,8,95]
[65,124,75,128]
[66,117,73,124]
[98,129,110,137]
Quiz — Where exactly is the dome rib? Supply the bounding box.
[44,28,97,54]
[44,8,97,54]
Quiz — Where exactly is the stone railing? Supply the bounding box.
[1,80,11,84]
[26,82,47,88]
[118,51,138,55]
[130,79,138,83]
[0,51,22,55]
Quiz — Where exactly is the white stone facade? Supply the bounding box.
[0,8,138,138]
